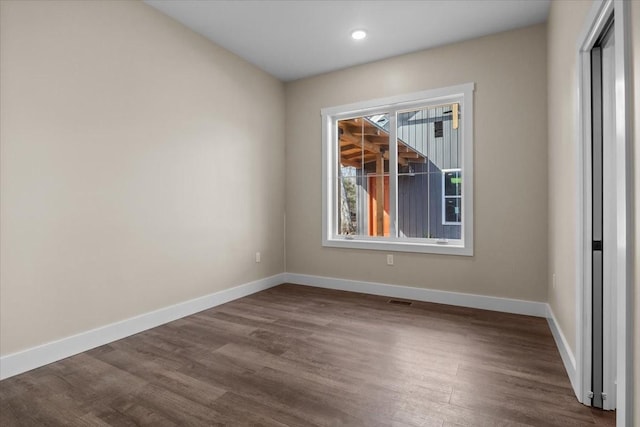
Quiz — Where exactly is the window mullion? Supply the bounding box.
[389,112,398,238]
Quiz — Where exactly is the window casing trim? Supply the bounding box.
[321,83,474,256]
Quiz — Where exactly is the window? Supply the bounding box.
[442,169,462,225]
[321,83,474,255]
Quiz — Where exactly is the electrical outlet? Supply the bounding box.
[255,252,261,263]
[552,273,556,289]
[387,254,394,266]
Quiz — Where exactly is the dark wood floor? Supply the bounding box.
[0,284,615,426]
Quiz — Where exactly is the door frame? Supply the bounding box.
[575,0,632,423]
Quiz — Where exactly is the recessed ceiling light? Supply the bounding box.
[351,30,367,40]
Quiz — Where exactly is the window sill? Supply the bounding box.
[323,236,473,256]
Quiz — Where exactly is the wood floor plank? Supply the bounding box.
[0,284,615,426]
[90,348,227,407]
[449,388,594,427]
[209,391,313,427]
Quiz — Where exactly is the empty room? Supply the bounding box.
[0,0,638,425]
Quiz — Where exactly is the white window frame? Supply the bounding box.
[442,168,462,225]
[321,83,474,256]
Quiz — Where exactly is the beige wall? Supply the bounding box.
[285,25,548,302]
[547,0,639,419]
[0,0,285,356]
[546,0,591,361]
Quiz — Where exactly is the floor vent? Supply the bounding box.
[388,299,412,306]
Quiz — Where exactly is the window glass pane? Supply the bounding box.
[444,197,462,224]
[337,172,392,237]
[338,175,362,235]
[444,170,461,196]
[337,114,389,237]
[366,173,390,237]
[338,119,363,173]
[338,115,390,177]
[397,105,462,240]
[397,167,430,238]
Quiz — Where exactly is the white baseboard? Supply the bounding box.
[284,273,548,317]
[0,273,285,380]
[546,305,579,398]
[0,272,563,383]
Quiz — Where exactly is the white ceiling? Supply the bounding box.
[145,0,550,82]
